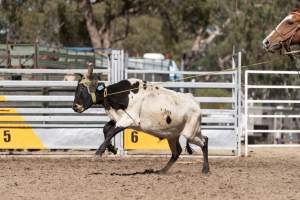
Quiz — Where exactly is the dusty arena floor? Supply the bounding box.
[0,148,300,200]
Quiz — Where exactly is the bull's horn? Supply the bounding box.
[86,62,94,77]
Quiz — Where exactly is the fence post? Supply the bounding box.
[109,49,126,84]
[245,70,249,157]
[109,49,126,155]
[232,50,242,156]
[237,51,242,156]
[232,49,237,156]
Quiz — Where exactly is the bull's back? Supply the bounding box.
[135,85,200,135]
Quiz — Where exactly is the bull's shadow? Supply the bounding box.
[88,169,160,176]
[110,169,162,176]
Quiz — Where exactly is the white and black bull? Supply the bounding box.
[72,65,209,174]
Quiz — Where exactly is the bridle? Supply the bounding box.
[272,11,300,77]
[79,79,108,104]
[274,12,300,51]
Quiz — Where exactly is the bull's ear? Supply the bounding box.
[74,73,83,80]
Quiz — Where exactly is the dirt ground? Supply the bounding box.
[0,148,300,200]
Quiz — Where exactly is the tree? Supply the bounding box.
[78,0,152,48]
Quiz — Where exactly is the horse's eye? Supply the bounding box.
[287,20,294,25]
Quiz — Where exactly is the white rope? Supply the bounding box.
[106,60,274,97]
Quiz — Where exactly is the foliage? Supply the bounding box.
[1,0,300,73]
[2,0,300,100]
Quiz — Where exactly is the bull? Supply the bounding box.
[72,65,209,174]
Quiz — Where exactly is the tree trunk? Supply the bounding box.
[81,0,111,48]
[100,28,111,49]
[182,26,222,70]
[183,18,231,69]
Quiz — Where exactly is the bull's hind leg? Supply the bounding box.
[157,136,182,174]
[181,113,209,173]
[188,135,209,173]
[103,120,118,154]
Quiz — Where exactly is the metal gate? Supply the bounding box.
[123,52,242,156]
[0,50,125,151]
[244,70,300,156]
[0,49,242,156]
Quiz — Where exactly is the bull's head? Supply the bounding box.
[72,63,106,113]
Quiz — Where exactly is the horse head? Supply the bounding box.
[263,8,300,53]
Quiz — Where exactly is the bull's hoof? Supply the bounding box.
[92,156,101,161]
[108,146,118,155]
[95,149,105,157]
[202,165,210,174]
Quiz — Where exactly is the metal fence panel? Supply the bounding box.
[0,49,242,156]
[244,70,300,156]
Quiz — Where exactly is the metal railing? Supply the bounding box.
[1,69,241,154]
[0,50,243,155]
[244,70,300,156]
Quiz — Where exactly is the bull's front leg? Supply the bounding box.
[103,120,118,154]
[95,126,125,156]
[96,112,135,156]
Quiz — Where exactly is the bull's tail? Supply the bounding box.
[186,141,193,155]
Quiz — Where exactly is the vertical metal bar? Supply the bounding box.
[111,50,114,83]
[119,50,123,81]
[124,51,128,79]
[115,50,118,83]
[237,51,242,156]
[120,50,123,81]
[114,50,118,83]
[234,70,239,156]
[110,49,126,155]
[111,50,116,83]
[107,52,111,84]
[232,50,238,156]
[245,70,249,157]
[118,50,120,82]
[119,50,124,154]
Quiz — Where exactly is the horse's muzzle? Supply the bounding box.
[262,38,270,49]
[263,43,282,53]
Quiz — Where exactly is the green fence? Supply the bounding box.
[0,43,108,69]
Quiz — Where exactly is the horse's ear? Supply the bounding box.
[292,6,300,13]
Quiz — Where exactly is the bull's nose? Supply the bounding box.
[72,104,84,113]
[262,39,270,49]
[72,104,80,112]
[72,104,78,111]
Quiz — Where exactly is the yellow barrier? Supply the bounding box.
[0,96,5,102]
[0,108,44,149]
[124,129,169,150]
